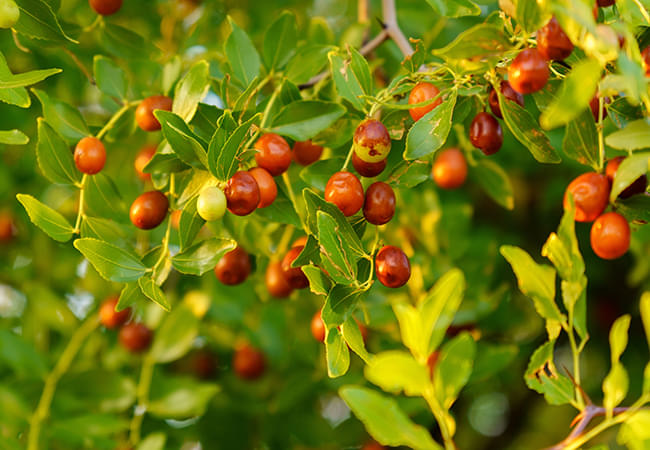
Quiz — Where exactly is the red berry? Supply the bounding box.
[189,349,217,379]
[564,172,610,222]
[233,343,266,380]
[470,112,503,155]
[265,261,294,298]
[281,245,309,289]
[170,210,182,230]
[508,48,549,94]
[311,311,326,342]
[353,119,391,163]
[606,156,647,198]
[129,191,169,230]
[99,296,131,329]
[215,246,251,286]
[224,171,260,216]
[254,133,292,176]
[536,17,573,61]
[375,246,411,288]
[88,0,122,15]
[590,212,630,259]
[597,0,615,6]
[363,182,396,225]
[325,171,364,217]
[589,95,611,121]
[0,212,16,243]
[352,152,386,178]
[642,46,650,77]
[432,148,467,189]
[136,95,172,132]
[119,322,153,353]
[74,137,106,175]
[292,140,323,166]
[134,145,156,181]
[488,80,525,119]
[362,441,386,450]
[248,167,277,208]
[408,82,442,122]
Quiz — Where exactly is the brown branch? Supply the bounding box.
[381,0,414,57]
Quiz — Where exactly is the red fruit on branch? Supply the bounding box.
[254,133,292,176]
[597,0,615,6]
[292,140,323,166]
[353,119,391,163]
[0,212,15,243]
[224,171,260,216]
[215,247,251,286]
[249,167,277,208]
[432,148,467,189]
[352,152,387,178]
[605,156,647,198]
[536,17,574,61]
[375,245,411,288]
[642,46,650,77]
[281,245,309,289]
[119,322,153,353]
[89,0,122,15]
[488,80,525,119]
[129,191,169,230]
[136,95,172,132]
[408,82,442,122]
[311,311,326,342]
[265,261,293,298]
[74,137,106,175]
[363,181,396,225]
[508,48,549,94]
[563,173,610,222]
[134,146,156,181]
[470,112,503,155]
[325,171,364,217]
[233,343,266,380]
[99,296,131,329]
[590,212,630,259]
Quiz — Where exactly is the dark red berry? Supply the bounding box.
[129,191,169,230]
[352,152,386,178]
[249,167,277,208]
[134,146,156,181]
[99,296,131,329]
[254,133,292,176]
[508,48,549,94]
[597,0,615,6]
[375,246,411,288]
[606,156,647,198]
[215,246,251,285]
[488,81,525,119]
[537,17,573,61]
[281,245,309,289]
[89,0,122,15]
[265,261,293,298]
[325,171,364,217]
[293,140,324,166]
[363,182,396,225]
[233,343,266,380]
[470,112,503,155]
[642,46,650,77]
[119,322,153,353]
[0,212,15,243]
[224,171,260,216]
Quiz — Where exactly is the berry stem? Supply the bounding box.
[73,174,88,234]
[282,172,300,219]
[129,353,156,446]
[342,144,355,171]
[598,96,605,172]
[27,314,100,450]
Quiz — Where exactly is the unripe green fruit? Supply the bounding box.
[0,0,19,29]
[197,186,226,222]
[353,119,391,163]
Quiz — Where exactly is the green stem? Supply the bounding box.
[129,353,156,446]
[566,316,584,409]
[282,172,298,211]
[423,390,456,450]
[96,103,131,140]
[27,314,100,450]
[598,96,605,172]
[73,174,88,234]
[152,174,175,277]
[276,225,295,257]
[342,145,355,171]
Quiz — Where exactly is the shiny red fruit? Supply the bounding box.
[363,182,396,225]
[265,261,294,298]
[488,80,525,119]
[0,212,15,243]
[470,112,503,155]
[433,148,467,189]
[292,140,323,166]
[119,322,153,353]
[129,191,169,230]
[89,0,122,15]
[134,146,156,181]
[281,245,309,289]
[536,17,573,61]
[353,119,391,163]
[375,246,411,288]
[224,171,260,216]
[606,156,647,198]
[74,137,106,175]
[408,82,442,122]
[597,0,615,6]
[254,133,292,176]
[508,48,549,94]
[233,343,266,380]
[325,171,364,217]
[215,247,251,286]
[352,152,386,178]
[564,172,610,222]
[249,167,277,208]
[136,95,172,132]
[99,296,131,329]
[590,212,630,259]
[311,311,326,342]
[642,46,650,77]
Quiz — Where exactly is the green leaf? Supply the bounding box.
[286,44,333,85]
[151,305,199,363]
[178,197,205,251]
[404,90,457,160]
[329,48,371,112]
[263,11,297,70]
[434,333,476,408]
[365,351,430,396]
[618,410,650,449]
[116,282,145,312]
[470,159,514,210]
[317,211,360,284]
[540,59,601,130]
[562,109,599,169]
[641,292,650,352]
[0,53,30,108]
[137,433,167,450]
[148,375,219,419]
[225,17,260,87]
[432,24,509,60]
[209,113,260,181]
[93,55,126,100]
[16,194,73,242]
[616,195,650,223]
[498,89,561,164]
[0,129,27,145]
[74,238,147,282]
[99,23,156,60]
[137,276,171,311]
[500,246,565,322]
[13,0,78,43]
[524,341,575,405]
[606,120,650,150]
[172,60,210,122]
[603,363,628,413]
[393,303,425,361]
[155,110,207,168]
[0,328,48,378]
[80,216,126,243]
[49,414,128,446]
[515,0,550,33]
[35,119,81,185]
[542,198,585,283]
[607,96,645,129]
[300,157,344,191]
[325,328,349,378]
[255,195,302,228]
[610,153,649,201]
[269,100,346,141]
[59,369,136,413]
[171,238,236,276]
[384,160,431,188]
[424,0,480,17]
[84,173,127,221]
[32,89,89,145]
[302,265,330,296]
[341,316,371,363]
[339,386,442,450]
[0,67,61,89]
[609,315,631,364]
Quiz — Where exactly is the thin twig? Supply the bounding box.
[62,47,95,86]
[381,0,414,57]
